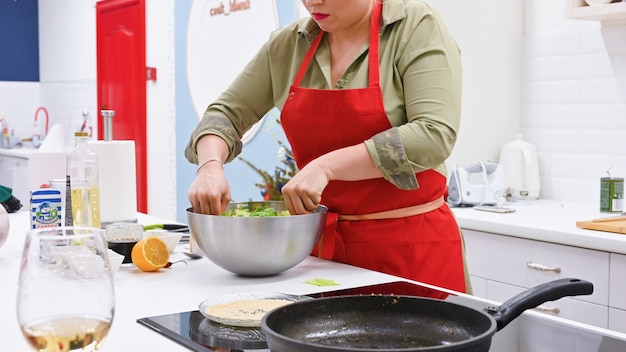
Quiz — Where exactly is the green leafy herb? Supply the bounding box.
[220,205,290,217]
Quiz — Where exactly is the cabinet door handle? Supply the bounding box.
[536,305,560,314]
[526,261,562,273]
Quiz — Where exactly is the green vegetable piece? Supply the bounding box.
[220,205,291,217]
[305,278,340,287]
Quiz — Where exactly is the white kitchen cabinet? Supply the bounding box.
[565,0,626,21]
[0,150,66,207]
[0,155,18,194]
[0,154,25,205]
[470,276,488,298]
[610,253,626,311]
[463,229,614,328]
[464,229,609,305]
[487,280,608,328]
[610,308,626,334]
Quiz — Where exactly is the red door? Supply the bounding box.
[96,0,147,213]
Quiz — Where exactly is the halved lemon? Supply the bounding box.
[131,236,170,272]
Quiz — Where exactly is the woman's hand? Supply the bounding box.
[281,160,331,215]
[188,135,231,215]
[282,143,383,214]
[188,162,231,215]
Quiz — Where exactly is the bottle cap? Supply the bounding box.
[74,131,88,137]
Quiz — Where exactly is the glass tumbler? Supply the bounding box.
[105,222,144,265]
[17,227,115,352]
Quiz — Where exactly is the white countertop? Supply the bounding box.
[451,200,626,254]
[0,211,419,351]
[0,147,63,158]
[2,210,626,351]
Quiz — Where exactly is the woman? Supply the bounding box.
[186,0,469,293]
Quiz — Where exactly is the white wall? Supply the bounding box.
[429,0,524,166]
[146,0,177,220]
[39,0,98,148]
[522,0,626,204]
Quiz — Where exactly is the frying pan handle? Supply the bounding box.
[485,278,593,331]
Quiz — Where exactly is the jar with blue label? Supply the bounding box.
[30,185,63,229]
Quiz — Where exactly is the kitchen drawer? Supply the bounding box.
[487,281,608,329]
[610,253,626,310]
[470,275,487,298]
[464,229,609,306]
[609,307,626,334]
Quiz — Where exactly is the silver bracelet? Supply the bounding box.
[196,158,223,174]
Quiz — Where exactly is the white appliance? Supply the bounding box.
[499,134,540,200]
[447,161,504,206]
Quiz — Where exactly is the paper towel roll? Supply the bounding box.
[87,140,137,225]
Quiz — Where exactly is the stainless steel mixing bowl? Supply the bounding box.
[186,201,328,276]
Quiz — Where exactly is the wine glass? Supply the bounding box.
[17,227,115,352]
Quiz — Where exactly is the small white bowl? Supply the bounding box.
[107,249,125,275]
[584,0,613,6]
[143,231,183,253]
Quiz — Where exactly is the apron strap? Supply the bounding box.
[338,196,444,221]
[292,1,382,88]
[292,32,324,87]
[368,1,381,88]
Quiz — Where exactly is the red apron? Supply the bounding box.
[280,3,466,293]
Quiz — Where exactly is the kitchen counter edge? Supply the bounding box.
[450,200,626,255]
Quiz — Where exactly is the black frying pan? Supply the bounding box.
[261,278,593,352]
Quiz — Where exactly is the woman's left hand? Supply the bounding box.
[282,144,382,214]
[281,160,330,215]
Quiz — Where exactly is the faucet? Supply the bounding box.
[34,107,49,138]
[0,117,7,148]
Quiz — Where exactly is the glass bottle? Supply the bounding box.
[66,131,101,228]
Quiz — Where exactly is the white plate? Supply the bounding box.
[198,292,311,327]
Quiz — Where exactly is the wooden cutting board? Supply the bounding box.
[576,218,626,234]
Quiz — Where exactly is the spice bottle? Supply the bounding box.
[66,131,101,228]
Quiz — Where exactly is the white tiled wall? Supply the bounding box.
[0,82,41,140]
[0,80,97,150]
[522,0,626,205]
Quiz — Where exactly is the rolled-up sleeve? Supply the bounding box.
[366,1,462,189]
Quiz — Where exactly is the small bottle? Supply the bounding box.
[66,131,101,228]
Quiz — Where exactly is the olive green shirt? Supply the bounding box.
[185,0,462,190]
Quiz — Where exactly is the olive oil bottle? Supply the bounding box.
[66,132,101,228]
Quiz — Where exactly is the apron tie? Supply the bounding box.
[313,196,444,261]
[338,196,444,221]
[313,212,340,260]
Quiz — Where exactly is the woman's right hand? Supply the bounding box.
[188,162,231,215]
[188,135,232,215]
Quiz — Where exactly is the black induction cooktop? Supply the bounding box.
[137,281,454,352]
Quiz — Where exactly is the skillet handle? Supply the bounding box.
[485,278,593,331]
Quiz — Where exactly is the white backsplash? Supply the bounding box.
[0,80,97,150]
[0,82,41,140]
[521,0,626,205]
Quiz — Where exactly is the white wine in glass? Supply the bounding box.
[17,227,115,352]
